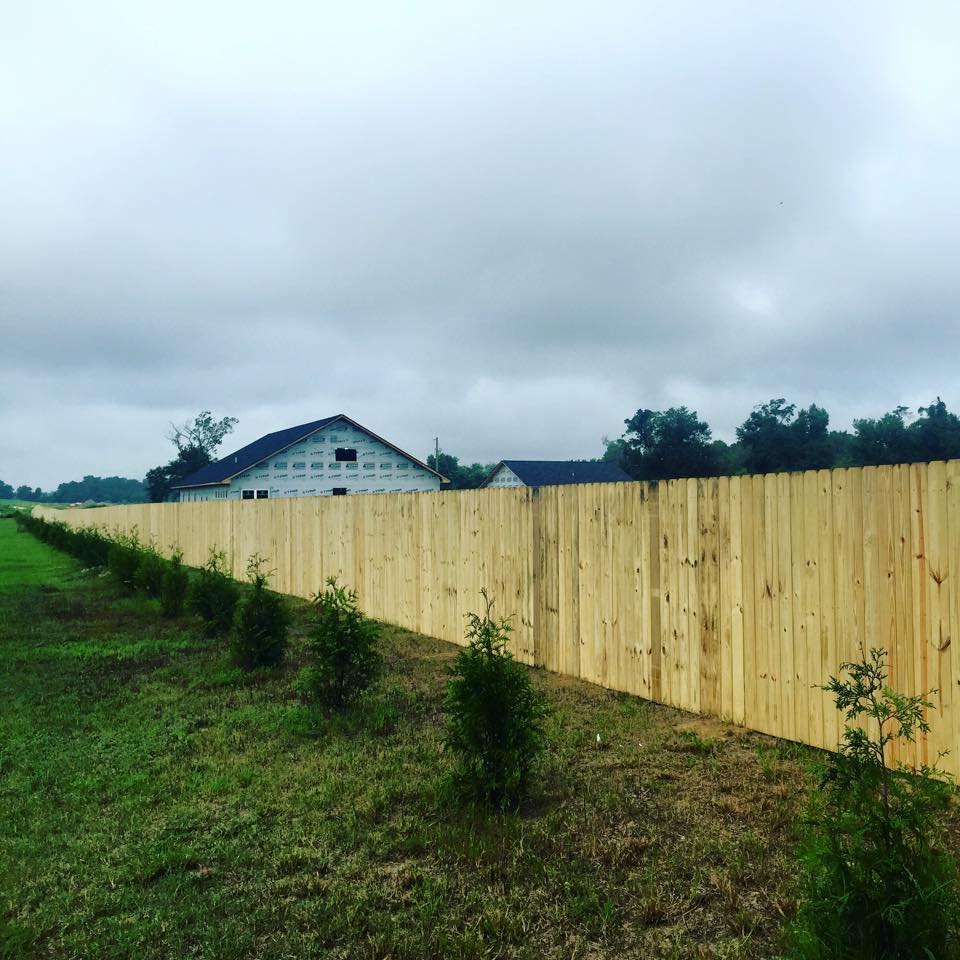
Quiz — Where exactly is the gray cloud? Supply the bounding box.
[2,1,959,489]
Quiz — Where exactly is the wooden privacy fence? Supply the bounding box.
[35,460,960,773]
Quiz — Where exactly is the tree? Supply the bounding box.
[145,411,237,502]
[47,475,145,504]
[614,407,719,481]
[791,648,959,957]
[427,451,495,490]
[15,485,34,501]
[736,399,833,474]
[849,407,914,467]
[444,590,548,808]
[168,410,239,457]
[910,397,960,462]
[0,479,14,499]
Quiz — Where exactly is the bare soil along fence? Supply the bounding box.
[36,460,960,774]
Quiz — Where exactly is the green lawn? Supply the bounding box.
[1,517,835,958]
[0,516,83,589]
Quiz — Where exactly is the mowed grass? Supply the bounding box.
[1,516,918,959]
[0,516,82,589]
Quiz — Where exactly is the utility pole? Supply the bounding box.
[434,436,440,470]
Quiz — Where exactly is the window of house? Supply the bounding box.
[256,490,269,499]
[335,448,357,462]
[242,490,255,500]
[332,487,347,496]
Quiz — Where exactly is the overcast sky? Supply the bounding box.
[2,1,959,489]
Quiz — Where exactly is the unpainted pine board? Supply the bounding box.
[577,483,601,686]
[833,469,859,735]
[739,476,758,730]
[850,467,867,663]
[875,467,897,707]
[557,485,581,679]
[673,480,688,711]
[775,472,794,744]
[519,489,536,664]
[717,476,733,721]
[758,472,778,738]
[606,485,624,693]
[925,461,951,773]
[648,482,663,704]
[946,459,960,779]
[728,477,746,725]
[910,463,931,767]
[459,490,481,651]
[789,471,807,747]
[531,486,545,667]
[636,484,653,699]
[673,480,689,711]
[685,479,701,714]
[801,471,823,749]
[601,484,618,690]
[699,477,720,719]
[818,470,840,751]
[538,487,560,671]
[860,467,883,750]
[625,482,646,697]
[659,481,674,707]
[862,466,883,652]
[889,466,915,769]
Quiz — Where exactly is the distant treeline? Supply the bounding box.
[600,397,960,482]
[0,475,146,504]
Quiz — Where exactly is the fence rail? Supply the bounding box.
[35,460,960,773]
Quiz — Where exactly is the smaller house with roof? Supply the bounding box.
[481,460,631,489]
[173,414,445,501]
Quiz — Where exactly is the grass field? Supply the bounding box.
[0,516,864,958]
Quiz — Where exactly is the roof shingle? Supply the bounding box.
[484,460,632,488]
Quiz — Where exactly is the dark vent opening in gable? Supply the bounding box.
[332,487,348,496]
[335,448,357,462]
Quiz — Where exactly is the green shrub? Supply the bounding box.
[160,550,188,618]
[133,541,166,598]
[444,589,548,809]
[106,528,142,591]
[299,577,381,709]
[790,647,960,960]
[187,549,239,637]
[232,555,288,670]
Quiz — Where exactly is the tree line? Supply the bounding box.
[0,475,145,504]
[600,397,960,482]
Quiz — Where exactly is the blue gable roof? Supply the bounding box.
[173,416,342,488]
[174,414,445,489]
[484,460,632,488]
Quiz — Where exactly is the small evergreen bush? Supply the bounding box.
[299,577,381,709]
[791,647,960,959]
[134,541,166,598]
[160,550,188,618]
[188,549,239,637]
[107,528,142,591]
[444,589,548,809]
[232,555,288,669]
